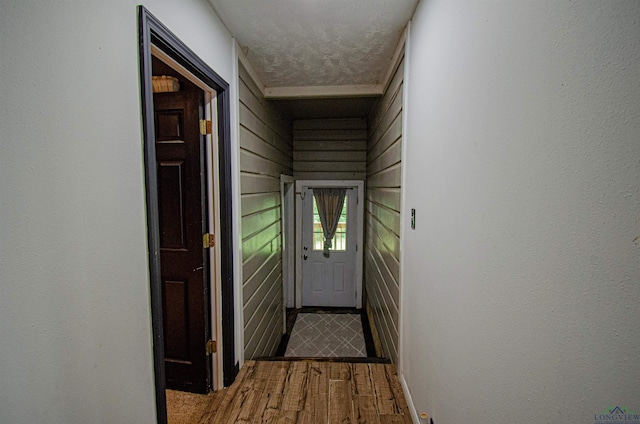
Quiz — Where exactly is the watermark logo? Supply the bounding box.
[594,406,640,424]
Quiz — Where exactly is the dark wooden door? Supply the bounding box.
[154,90,209,393]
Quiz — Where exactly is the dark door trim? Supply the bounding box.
[138,6,237,423]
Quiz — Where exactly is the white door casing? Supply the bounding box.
[280,175,295,312]
[295,180,364,309]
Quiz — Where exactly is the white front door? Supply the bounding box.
[301,186,358,307]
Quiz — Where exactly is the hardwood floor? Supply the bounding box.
[190,360,413,424]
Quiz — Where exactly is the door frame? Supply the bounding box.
[138,7,237,424]
[280,174,295,311]
[295,180,364,309]
[151,50,225,392]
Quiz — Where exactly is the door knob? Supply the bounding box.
[303,254,308,260]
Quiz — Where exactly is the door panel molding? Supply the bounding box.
[295,180,364,309]
[155,90,208,393]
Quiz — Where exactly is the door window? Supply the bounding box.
[312,195,347,251]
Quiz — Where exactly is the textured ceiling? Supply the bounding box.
[209,0,418,88]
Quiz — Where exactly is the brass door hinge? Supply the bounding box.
[206,340,217,355]
[200,119,212,135]
[203,233,215,248]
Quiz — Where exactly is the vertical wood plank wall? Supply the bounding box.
[364,55,405,362]
[238,62,293,359]
[293,119,367,180]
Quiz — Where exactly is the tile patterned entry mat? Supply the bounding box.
[284,313,367,357]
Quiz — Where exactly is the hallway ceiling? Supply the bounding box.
[209,0,418,90]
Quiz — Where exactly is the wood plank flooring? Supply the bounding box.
[191,360,413,424]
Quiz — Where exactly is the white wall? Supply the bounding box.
[401,1,640,423]
[0,1,233,422]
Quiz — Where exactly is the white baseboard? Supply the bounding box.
[400,371,420,423]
